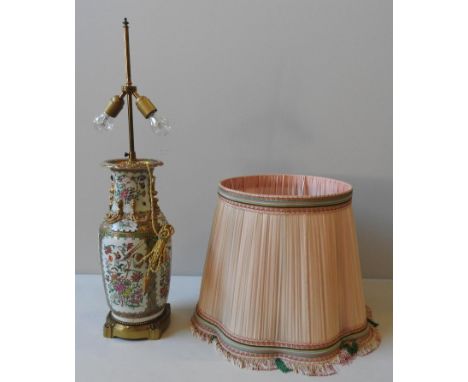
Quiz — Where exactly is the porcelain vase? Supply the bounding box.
[99,159,173,339]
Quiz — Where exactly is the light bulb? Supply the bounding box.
[93,112,115,131]
[149,112,172,136]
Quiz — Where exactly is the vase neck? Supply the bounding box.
[109,169,158,216]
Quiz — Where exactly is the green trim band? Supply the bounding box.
[218,188,353,208]
[193,312,369,358]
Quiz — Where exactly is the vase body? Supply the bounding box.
[99,159,172,326]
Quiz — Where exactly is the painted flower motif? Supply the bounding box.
[111,172,148,209]
[157,252,171,302]
[131,271,143,282]
[102,194,172,311]
[114,282,126,293]
[102,240,147,308]
[160,285,169,299]
[121,189,129,200]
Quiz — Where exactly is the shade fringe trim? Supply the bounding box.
[190,307,381,377]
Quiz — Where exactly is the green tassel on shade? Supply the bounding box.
[340,340,359,355]
[275,358,292,373]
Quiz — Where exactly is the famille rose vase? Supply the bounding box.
[99,159,174,340]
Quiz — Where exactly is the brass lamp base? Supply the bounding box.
[103,303,171,340]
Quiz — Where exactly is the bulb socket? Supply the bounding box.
[136,96,157,118]
[104,96,125,118]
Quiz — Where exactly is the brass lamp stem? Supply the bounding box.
[123,18,136,161]
[123,18,132,85]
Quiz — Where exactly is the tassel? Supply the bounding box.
[191,318,380,377]
[340,340,359,356]
[143,274,151,294]
[275,358,292,373]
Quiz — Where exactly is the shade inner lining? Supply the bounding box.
[220,175,352,200]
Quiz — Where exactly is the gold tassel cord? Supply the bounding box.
[136,224,174,293]
[105,200,124,224]
[135,162,174,294]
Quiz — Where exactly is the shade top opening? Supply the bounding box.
[219,175,352,201]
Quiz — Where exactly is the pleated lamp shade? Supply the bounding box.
[191,175,380,376]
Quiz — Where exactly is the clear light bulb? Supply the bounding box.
[149,111,172,136]
[93,112,115,131]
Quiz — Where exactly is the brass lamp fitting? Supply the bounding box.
[136,96,157,118]
[94,18,170,162]
[104,96,125,118]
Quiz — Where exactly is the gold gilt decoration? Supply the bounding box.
[105,199,124,224]
[103,304,171,339]
[137,224,174,294]
[134,160,175,294]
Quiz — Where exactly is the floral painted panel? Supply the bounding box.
[101,237,149,313]
[111,170,150,213]
[158,248,171,303]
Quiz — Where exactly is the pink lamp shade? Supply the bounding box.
[191,175,380,376]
